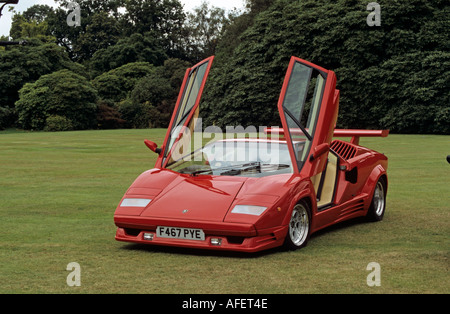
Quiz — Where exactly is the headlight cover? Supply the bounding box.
[120,198,152,207]
[231,205,267,216]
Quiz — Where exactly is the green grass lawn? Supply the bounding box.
[0,129,448,293]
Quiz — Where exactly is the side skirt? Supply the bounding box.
[311,193,369,234]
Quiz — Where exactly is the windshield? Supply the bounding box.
[167,140,298,177]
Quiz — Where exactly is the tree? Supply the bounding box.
[0,106,14,130]
[9,10,55,43]
[96,101,126,129]
[10,4,55,37]
[50,0,187,61]
[22,4,55,22]
[202,0,450,134]
[45,7,81,60]
[55,0,125,16]
[74,12,122,62]
[92,59,188,128]
[129,59,188,127]
[50,0,125,61]
[91,61,156,128]
[89,32,167,77]
[119,0,186,57]
[244,0,275,13]
[0,40,86,128]
[213,0,275,61]
[364,51,450,134]
[15,69,98,131]
[184,1,231,61]
[121,0,185,37]
[92,62,156,103]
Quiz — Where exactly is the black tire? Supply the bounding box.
[366,177,386,222]
[284,201,311,250]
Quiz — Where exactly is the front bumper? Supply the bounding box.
[114,215,287,253]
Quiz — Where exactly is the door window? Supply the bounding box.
[279,59,327,170]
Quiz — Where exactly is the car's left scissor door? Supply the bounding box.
[157,56,214,168]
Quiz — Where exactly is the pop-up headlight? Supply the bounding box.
[231,205,267,216]
[120,198,152,207]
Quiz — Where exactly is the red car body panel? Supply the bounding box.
[114,56,389,252]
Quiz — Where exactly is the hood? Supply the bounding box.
[138,171,246,222]
[117,169,296,223]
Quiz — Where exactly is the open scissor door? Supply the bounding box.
[156,56,214,168]
[277,56,338,177]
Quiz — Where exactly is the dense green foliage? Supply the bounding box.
[0,0,448,133]
[92,62,156,103]
[0,40,85,129]
[91,59,189,128]
[89,33,167,77]
[202,0,449,134]
[357,51,449,134]
[15,69,98,131]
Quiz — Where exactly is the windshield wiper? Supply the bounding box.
[189,162,259,176]
[189,168,213,176]
[189,162,290,177]
[219,162,261,176]
[273,164,291,169]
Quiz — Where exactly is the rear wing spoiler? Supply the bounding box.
[264,128,389,145]
[333,129,389,145]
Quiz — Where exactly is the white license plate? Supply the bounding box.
[156,226,205,241]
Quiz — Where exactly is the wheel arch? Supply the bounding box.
[282,183,316,227]
[362,164,388,210]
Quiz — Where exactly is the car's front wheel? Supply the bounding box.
[284,201,311,250]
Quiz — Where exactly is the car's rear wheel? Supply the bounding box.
[284,201,311,250]
[367,177,386,221]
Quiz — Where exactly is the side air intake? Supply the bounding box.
[330,140,357,160]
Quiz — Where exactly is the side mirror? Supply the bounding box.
[144,139,161,154]
[309,143,330,161]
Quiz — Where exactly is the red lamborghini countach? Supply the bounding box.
[114,56,389,252]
